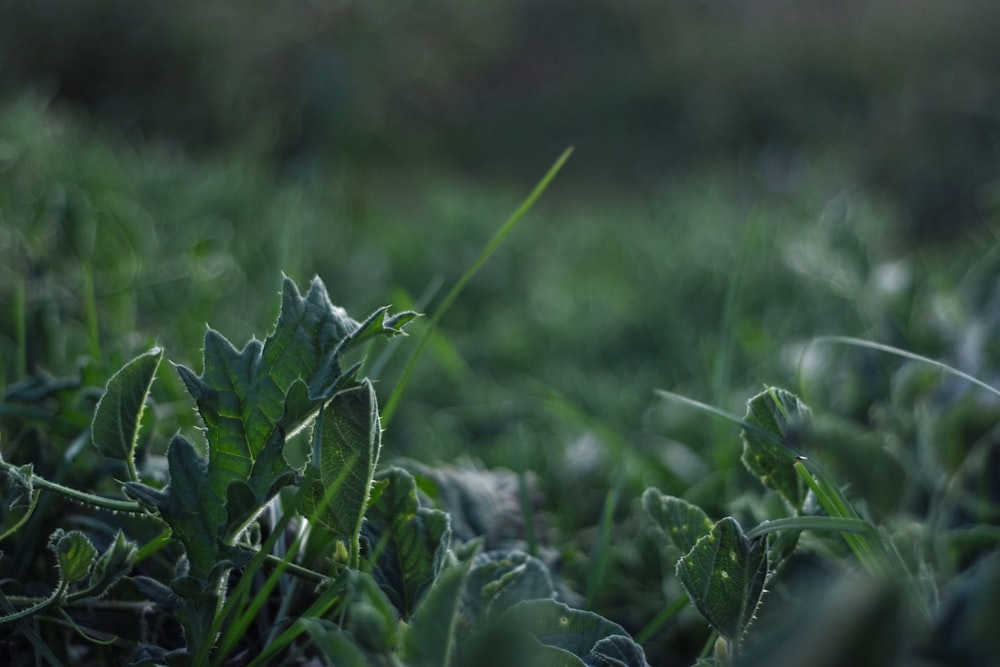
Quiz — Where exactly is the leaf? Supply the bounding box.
[344,570,401,653]
[642,488,714,555]
[81,530,137,599]
[91,347,163,469]
[467,549,557,622]
[591,634,651,667]
[0,463,39,543]
[125,434,226,580]
[297,618,371,667]
[675,517,769,642]
[48,529,98,585]
[364,467,451,617]
[494,600,649,666]
[301,382,381,543]
[403,559,471,667]
[741,387,811,511]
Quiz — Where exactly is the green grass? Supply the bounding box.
[2,94,1000,665]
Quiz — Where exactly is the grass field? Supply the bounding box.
[2,80,999,665]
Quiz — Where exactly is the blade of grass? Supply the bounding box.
[82,263,100,362]
[381,147,574,426]
[654,389,800,455]
[14,276,26,378]
[812,335,1000,401]
[585,471,622,610]
[635,592,689,645]
[0,588,65,667]
[211,462,354,665]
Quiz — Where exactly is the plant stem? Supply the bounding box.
[0,461,148,515]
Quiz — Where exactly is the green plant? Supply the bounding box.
[0,272,650,666]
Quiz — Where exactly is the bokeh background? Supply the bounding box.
[3,1,1000,659]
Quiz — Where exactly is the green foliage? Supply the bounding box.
[0,274,654,666]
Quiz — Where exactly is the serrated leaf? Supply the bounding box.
[92,347,162,466]
[301,382,381,541]
[125,434,224,580]
[675,517,768,642]
[741,387,811,511]
[307,306,418,402]
[403,559,471,667]
[642,488,714,555]
[364,467,451,617]
[48,529,98,585]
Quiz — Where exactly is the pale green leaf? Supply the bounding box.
[48,529,98,585]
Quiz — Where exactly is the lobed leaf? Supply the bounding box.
[741,387,811,512]
[125,434,226,580]
[675,517,768,643]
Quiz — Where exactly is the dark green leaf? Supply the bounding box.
[467,549,557,621]
[642,488,714,555]
[403,559,471,667]
[344,570,401,653]
[741,387,811,511]
[675,517,769,642]
[125,434,224,581]
[91,347,163,466]
[364,467,451,617]
[297,618,371,667]
[85,530,137,598]
[497,599,646,665]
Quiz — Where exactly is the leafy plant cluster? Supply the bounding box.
[4,269,1000,666]
[0,276,654,666]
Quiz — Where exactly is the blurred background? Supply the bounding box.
[2,0,1000,658]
